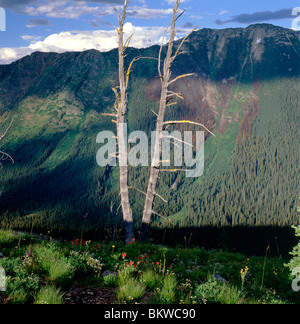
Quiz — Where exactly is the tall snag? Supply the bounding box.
[102,0,159,244]
[103,0,134,244]
[140,0,214,241]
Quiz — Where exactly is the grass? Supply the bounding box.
[140,270,159,290]
[0,229,299,305]
[156,274,177,304]
[117,278,145,304]
[34,286,64,305]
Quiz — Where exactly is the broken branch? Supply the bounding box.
[129,186,147,196]
[164,120,216,137]
[168,73,195,86]
[162,135,194,147]
[0,151,14,164]
[171,26,198,63]
[152,210,169,221]
[101,113,118,118]
[153,191,168,203]
[0,118,14,143]
[167,91,184,100]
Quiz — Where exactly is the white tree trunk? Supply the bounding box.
[115,0,134,243]
[141,0,180,237]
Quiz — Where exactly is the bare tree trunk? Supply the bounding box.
[140,0,180,241]
[114,0,134,244]
[140,0,209,242]
[104,0,209,243]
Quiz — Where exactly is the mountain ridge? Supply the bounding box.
[0,23,299,232]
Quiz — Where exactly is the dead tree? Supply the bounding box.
[140,0,214,241]
[102,0,160,244]
[102,0,213,244]
[101,0,135,244]
[113,0,135,244]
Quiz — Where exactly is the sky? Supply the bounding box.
[0,0,299,64]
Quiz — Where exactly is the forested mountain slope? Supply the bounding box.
[0,23,299,232]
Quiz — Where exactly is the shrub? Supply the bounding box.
[195,278,222,304]
[0,257,21,275]
[195,278,245,304]
[69,251,89,275]
[103,274,117,288]
[85,255,103,279]
[3,263,39,304]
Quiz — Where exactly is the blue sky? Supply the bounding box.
[0,0,299,64]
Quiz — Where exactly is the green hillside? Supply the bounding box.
[0,24,299,233]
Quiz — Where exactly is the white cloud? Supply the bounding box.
[164,0,189,4]
[219,10,228,16]
[20,0,175,20]
[0,47,33,64]
[20,35,42,42]
[23,0,104,19]
[0,23,193,64]
[127,6,173,19]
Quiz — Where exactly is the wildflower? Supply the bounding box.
[132,238,136,243]
[129,261,134,266]
[240,266,249,276]
[156,262,160,265]
[122,253,127,258]
[240,266,250,288]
